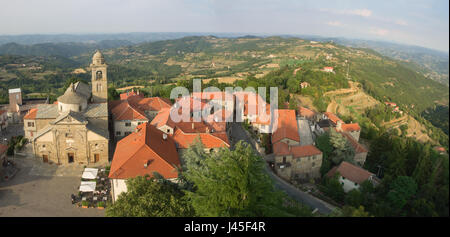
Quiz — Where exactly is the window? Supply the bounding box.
[124,132,132,136]
[65,133,73,138]
[96,71,102,80]
[312,162,315,167]
[116,131,121,136]
[167,129,170,133]
[79,105,82,111]
[125,122,131,127]
[282,157,286,163]
[27,122,34,127]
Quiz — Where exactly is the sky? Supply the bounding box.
[0,0,448,52]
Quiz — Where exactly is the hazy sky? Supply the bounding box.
[0,0,448,51]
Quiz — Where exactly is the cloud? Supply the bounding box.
[327,21,343,27]
[319,8,372,18]
[369,28,389,36]
[347,9,372,17]
[395,19,408,26]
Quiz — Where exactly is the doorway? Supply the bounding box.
[68,153,74,163]
[42,155,48,163]
[94,154,100,163]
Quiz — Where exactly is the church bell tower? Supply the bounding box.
[90,50,108,103]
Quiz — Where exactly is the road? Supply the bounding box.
[229,123,336,215]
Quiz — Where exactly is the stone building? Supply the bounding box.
[25,51,109,165]
[272,109,323,181]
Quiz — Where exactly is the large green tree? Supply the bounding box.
[106,175,194,217]
[182,140,311,217]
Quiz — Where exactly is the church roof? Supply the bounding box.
[58,83,88,104]
[85,103,108,118]
[51,110,87,125]
[35,104,59,119]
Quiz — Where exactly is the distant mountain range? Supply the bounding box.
[0,33,448,85]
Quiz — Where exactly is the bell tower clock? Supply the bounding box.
[90,50,108,103]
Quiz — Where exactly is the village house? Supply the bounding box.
[109,92,172,139]
[300,82,310,89]
[320,112,367,166]
[150,103,231,156]
[108,122,181,202]
[4,88,48,124]
[272,109,323,181]
[327,161,379,192]
[322,67,334,73]
[27,51,109,165]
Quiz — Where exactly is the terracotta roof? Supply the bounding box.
[298,106,316,119]
[150,108,175,129]
[129,96,172,112]
[341,123,361,132]
[327,161,374,184]
[23,108,38,119]
[272,109,300,144]
[109,123,180,180]
[273,142,322,158]
[172,128,230,149]
[111,100,147,121]
[110,96,171,121]
[120,91,144,100]
[0,144,8,155]
[340,130,368,154]
[324,112,343,125]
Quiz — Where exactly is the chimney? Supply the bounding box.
[192,122,195,130]
[162,133,167,140]
[337,120,342,132]
[206,127,210,133]
[144,160,148,168]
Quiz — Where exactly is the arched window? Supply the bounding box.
[96,71,102,80]
[97,83,102,92]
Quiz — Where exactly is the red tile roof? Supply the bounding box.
[273,142,322,158]
[0,144,8,155]
[172,128,230,149]
[327,161,374,184]
[298,106,316,119]
[340,130,368,154]
[341,123,361,132]
[23,108,37,119]
[324,112,343,125]
[109,123,181,180]
[272,109,299,144]
[120,91,144,100]
[110,96,172,121]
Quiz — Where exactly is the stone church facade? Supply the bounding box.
[26,51,110,165]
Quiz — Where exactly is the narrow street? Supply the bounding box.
[229,122,337,215]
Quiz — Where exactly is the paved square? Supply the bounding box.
[0,156,105,217]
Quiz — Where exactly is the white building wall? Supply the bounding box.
[339,176,360,193]
[111,179,128,202]
[114,120,148,138]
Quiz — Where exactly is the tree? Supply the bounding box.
[345,189,364,207]
[329,129,355,165]
[322,174,345,203]
[386,176,417,211]
[106,175,194,217]
[340,205,372,217]
[182,140,310,217]
[316,132,334,176]
[108,86,120,101]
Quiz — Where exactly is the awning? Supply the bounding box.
[82,168,98,180]
[79,181,96,192]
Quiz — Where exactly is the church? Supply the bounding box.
[24,51,110,165]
